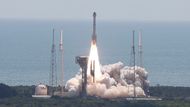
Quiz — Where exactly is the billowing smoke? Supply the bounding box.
[65,62,149,98]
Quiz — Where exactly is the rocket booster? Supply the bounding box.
[92,12,97,44]
[90,60,95,83]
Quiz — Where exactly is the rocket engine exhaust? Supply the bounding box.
[64,12,149,99]
[86,12,101,83]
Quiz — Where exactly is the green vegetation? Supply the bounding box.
[0,83,17,98]
[149,86,190,100]
[1,83,190,107]
[1,97,190,107]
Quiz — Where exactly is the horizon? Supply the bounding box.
[0,0,190,22]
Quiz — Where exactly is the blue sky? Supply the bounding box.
[0,0,190,21]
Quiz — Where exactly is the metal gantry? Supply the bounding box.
[49,29,57,88]
[59,30,64,94]
[132,30,136,98]
[138,31,143,68]
[76,56,88,97]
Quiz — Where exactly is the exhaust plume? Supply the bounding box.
[65,62,149,98]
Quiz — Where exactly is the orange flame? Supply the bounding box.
[87,42,102,83]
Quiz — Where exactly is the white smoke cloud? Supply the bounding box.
[65,62,149,98]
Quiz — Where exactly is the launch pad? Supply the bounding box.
[45,12,151,99]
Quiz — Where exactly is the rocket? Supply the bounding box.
[92,12,97,44]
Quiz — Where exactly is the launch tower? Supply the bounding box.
[49,29,57,94]
[76,56,88,97]
[59,30,64,94]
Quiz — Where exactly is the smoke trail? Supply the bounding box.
[65,62,149,98]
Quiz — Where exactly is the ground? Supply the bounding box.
[1,84,190,107]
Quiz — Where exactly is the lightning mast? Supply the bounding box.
[138,31,149,96]
[50,29,57,89]
[138,31,143,67]
[59,30,64,94]
[131,30,136,98]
